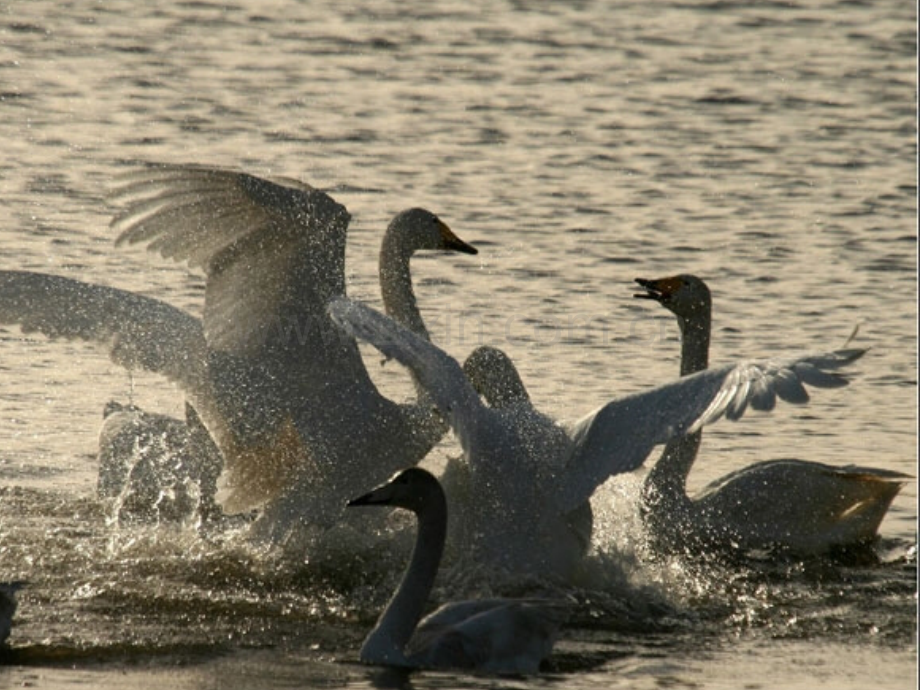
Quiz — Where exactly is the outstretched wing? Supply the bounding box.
[110,164,375,516]
[110,163,353,360]
[0,270,206,392]
[328,297,485,447]
[688,348,866,428]
[557,348,866,513]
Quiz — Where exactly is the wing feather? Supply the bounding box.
[558,348,866,513]
[328,297,484,442]
[0,270,206,392]
[110,163,352,358]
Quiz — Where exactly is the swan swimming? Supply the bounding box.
[348,467,569,674]
[634,274,909,556]
[0,163,477,542]
[328,296,867,579]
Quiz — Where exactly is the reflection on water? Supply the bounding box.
[0,0,916,687]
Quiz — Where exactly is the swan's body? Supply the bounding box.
[635,274,908,556]
[97,401,223,525]
[348,468,568,673]
[328,297,867,578]
[0,163,476,540]
[456,345,595,568]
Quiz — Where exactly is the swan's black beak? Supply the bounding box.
[634,277,664,301]
[634,276,680,302]
[347,490,383,508]
[439,220,479,255]
[347,483,393,508]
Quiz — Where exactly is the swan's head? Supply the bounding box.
[347,467,445,514]
[462,346,530,408]
[634,274,711,321]
[388,208,478,255]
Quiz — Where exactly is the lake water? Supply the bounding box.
[0,0,916,688]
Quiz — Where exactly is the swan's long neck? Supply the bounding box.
[379,230,447,441]
[360,499,447,665]
[379,230,429,341]
[676,309,710,376]
[644,303,711,509]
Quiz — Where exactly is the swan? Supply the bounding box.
[97,400,223,525]
[0,162,477,540]
[456,345,596,564]
[328,297,867,578]
[634,274,909,556]
[109,164,478,537]
[347,467,569,673]
[0,582,24,646]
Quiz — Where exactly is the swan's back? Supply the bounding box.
[408,598,569,674]
[97,401,224,524]
[695,459,910,552]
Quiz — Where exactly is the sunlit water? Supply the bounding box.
[0,0,916,688]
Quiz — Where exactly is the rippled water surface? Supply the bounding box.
[0,1,916,688]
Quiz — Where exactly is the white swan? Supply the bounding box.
[110,164,478,537]
[348,467,569,673]
[457,345,596,565]
[634,274,909,556]
[328,297,867,579]
[329,297,869,573]
[0,163,477,540]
